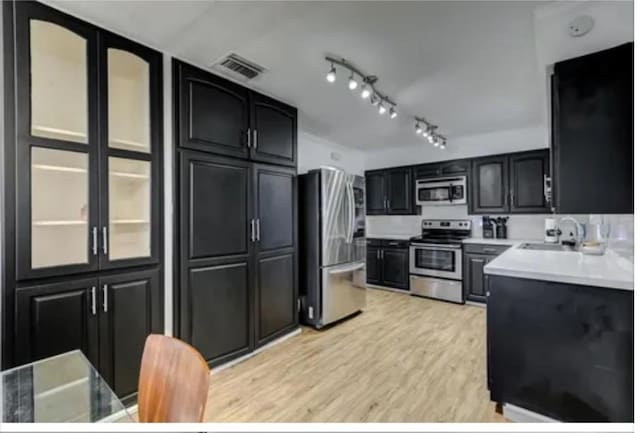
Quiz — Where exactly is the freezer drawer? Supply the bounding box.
[321,261,366,326]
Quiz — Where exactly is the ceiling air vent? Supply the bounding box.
[213,53,265,82]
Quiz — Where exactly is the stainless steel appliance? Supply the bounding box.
[415,176,467,206]
[299,167,366,328]
[409,219,472,304]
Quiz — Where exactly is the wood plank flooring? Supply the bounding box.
[204,288,505,422]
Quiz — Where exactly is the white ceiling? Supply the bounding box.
[46,0,546,149]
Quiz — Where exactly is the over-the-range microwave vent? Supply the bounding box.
[212,53,265,81]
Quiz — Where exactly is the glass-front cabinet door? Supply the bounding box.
[99,33,161,269]
[13,3,161,278]
[15,3,100,280]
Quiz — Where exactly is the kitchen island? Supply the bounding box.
[484,246,633,422]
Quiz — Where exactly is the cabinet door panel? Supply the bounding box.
[98,269,161,402]
[15,278,98,366]
[251,94,297,167]
[380,248,409,290]
[365,171,386,215]
[184,154,251,260]
[256,253,296,345]
[187,262,252,365]
[366,246,380,285]
[387,168,413,215]
[176,61,249,158]
[255,165,296,252]
[470,156,509,214]
[510,150,549,214]
[464,253,488,302]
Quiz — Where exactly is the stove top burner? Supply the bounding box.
[412,219,473,246]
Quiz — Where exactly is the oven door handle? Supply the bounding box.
[411,243,461,250]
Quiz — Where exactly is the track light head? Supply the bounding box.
[348,74,358,90]
[378,103,387,115]
[389,107,398,119]
[415,123,423,135]
[326,64,336,83]
[360,84,371,99]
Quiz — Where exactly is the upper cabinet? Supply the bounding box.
[469,150,550,215]
[551,43,632,214]
[365,167,416,215]
[174,59,297,168]
[11,2,163,280]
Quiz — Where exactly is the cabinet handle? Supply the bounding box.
[90,286,96,315]
[256,218,261,241]
[250,219,255,242]
[102,227,108,255]
[381,250,384,260]
[482,248,497,253]
[253,129,258,149]
[91,227,98,256]
[247,128,251,148]
[544,175,552,204]
[102,284,108,313]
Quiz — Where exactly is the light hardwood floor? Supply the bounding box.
[204,288,505,422]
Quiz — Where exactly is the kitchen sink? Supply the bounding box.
[518,243,577,252]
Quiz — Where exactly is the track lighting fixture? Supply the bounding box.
[348,73,358,90]
[326,63,336,83]
[414,117,447,150]
[325,56,397,121]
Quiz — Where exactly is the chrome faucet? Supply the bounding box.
[559,216,585,247]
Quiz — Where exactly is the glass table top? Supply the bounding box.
[1,350,133,423]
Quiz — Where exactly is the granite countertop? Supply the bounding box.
[484,244,634,291]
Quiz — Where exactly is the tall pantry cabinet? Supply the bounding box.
[2,1,163,404]
[174,60,299,368]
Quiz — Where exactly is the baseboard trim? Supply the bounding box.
[503,403,559,422]
[211,327,302,374]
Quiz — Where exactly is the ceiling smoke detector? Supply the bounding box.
[568,15,594,38]
[213,53,266,81]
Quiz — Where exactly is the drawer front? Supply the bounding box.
[380,239,409,249]
[463,243,511,255]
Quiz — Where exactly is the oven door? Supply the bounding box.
[409,244,462,280]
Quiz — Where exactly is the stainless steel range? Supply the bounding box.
[409,219,472,304]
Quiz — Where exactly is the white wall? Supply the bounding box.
[365,125,546,170]
[298,131,365,175]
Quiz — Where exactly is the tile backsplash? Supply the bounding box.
[366,206,634,259]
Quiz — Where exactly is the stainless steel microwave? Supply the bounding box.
[415,176,467,206]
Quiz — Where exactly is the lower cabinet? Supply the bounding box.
[366,239,409,290]
[463,244,509,303]
[15,268,162,404]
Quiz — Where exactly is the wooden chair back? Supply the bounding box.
[137,334,210,422]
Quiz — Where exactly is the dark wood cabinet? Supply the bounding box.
[175,61,250,159]
[487,275,632,421]
[253,165,298,347]
[177,151,297,366]
[98,269,162,404]
[552,43,632,214]
[470,155,509,214]
[365,171,387,215]
[15,278,99,366]
[415,159,469,179]
[174,59,297,168]
[509,150,550,213]
[251,93,297,167]
[366,239,409,290]
[463,243,509,303]
[380,248,409,290]
[3,1,164,389]
[365,168,415,215]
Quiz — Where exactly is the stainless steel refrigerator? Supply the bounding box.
[299,167,366,328]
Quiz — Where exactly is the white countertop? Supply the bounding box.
[484,243,634,291]
[367,234,415,240]
[463,237,538,246]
